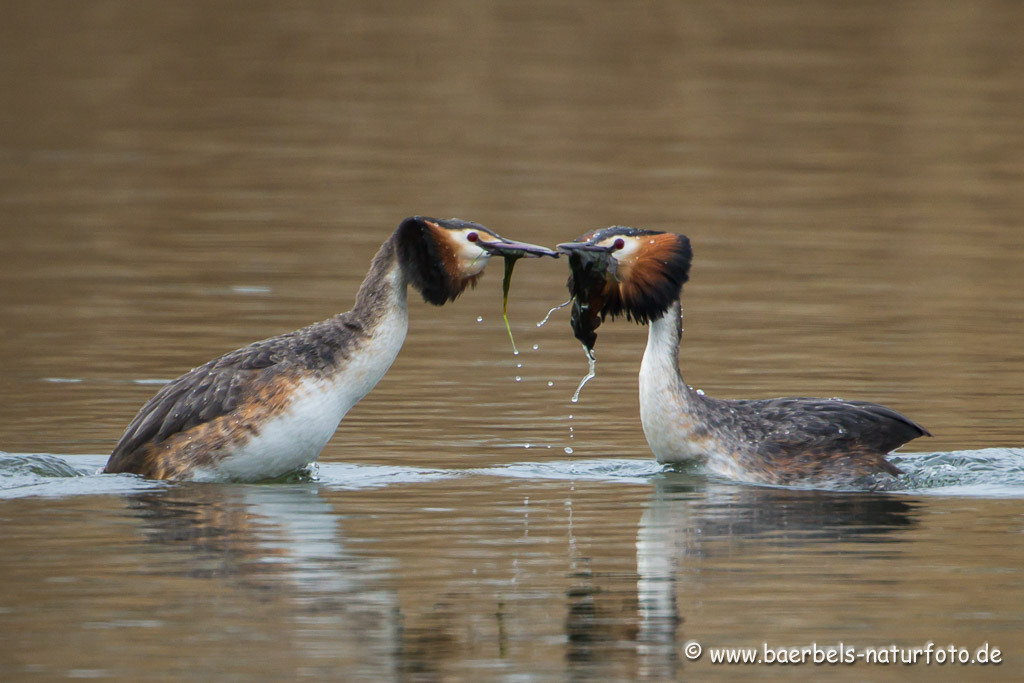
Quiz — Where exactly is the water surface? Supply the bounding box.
[2,1,1023,679]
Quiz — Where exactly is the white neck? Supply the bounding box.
[638,301,706,463]
[333,250,409,407]
[303,241,411,428]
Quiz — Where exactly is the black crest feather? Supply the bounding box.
[395,216,465,306]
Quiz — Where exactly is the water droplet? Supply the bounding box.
[569,414,573,420]
[516,363,522,368]
[695,388,705,396]
[547,381,554,387]
[515,376,522,382]
[532,344,539,351]
[476,316,483,323]
[513,349,519,356]
[564,447,574,455]
[524,443,531,449]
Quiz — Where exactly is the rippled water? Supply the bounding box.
[3,0,1024,679]
[2,450,1023,680]
[4,450,1024,500]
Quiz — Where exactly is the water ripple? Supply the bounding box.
[316,463,458,489]
[0,453,164,499]
[890,448,1024,497]
[1,449,1022,498]
[472,458,662,484]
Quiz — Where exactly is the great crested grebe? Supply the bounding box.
[558,227,930,487]
[105,216,556,482]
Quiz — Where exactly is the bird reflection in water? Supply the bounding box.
[125,485,401,677]
[565,475,919,679]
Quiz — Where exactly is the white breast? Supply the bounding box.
[640,375,706,464]
[194,304,409,482]
[639,313,706,465]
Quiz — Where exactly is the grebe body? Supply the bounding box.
[560,228,929,487]
[190,306,408,483]
[105,216,554,482]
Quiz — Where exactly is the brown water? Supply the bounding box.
[2,1,1023,680]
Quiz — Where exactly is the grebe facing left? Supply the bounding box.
[558,227,930,487]
[105,216,556,482]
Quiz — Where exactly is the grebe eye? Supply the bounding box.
[613,238,625,250]
[467,232,479,242]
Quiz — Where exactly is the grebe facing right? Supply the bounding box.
[558,227,930,487]
[105,216,556,482]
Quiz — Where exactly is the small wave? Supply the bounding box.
[890,448,1024,498]
[474,458,662,484]
[316,463,460,490]
[0,453,89,480]
[0,453,163,499]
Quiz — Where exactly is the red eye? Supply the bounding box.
[467,232,479,242]
[613,238,625,250]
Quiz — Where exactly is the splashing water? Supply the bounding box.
[571,346,597,404]
[537,296,573,327]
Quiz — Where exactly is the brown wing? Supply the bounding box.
[104,350,278,474]
[748,398,929,453]
[104,315,364,475]
[704,396,930,483]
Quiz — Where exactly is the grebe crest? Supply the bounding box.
[558,227,691,350]
[396,216,553,305]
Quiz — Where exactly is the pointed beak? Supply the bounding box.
[556,241,615,254]
[481,236,560,259]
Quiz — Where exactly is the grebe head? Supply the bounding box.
[557,227,691,349]
[397,216,557,305]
